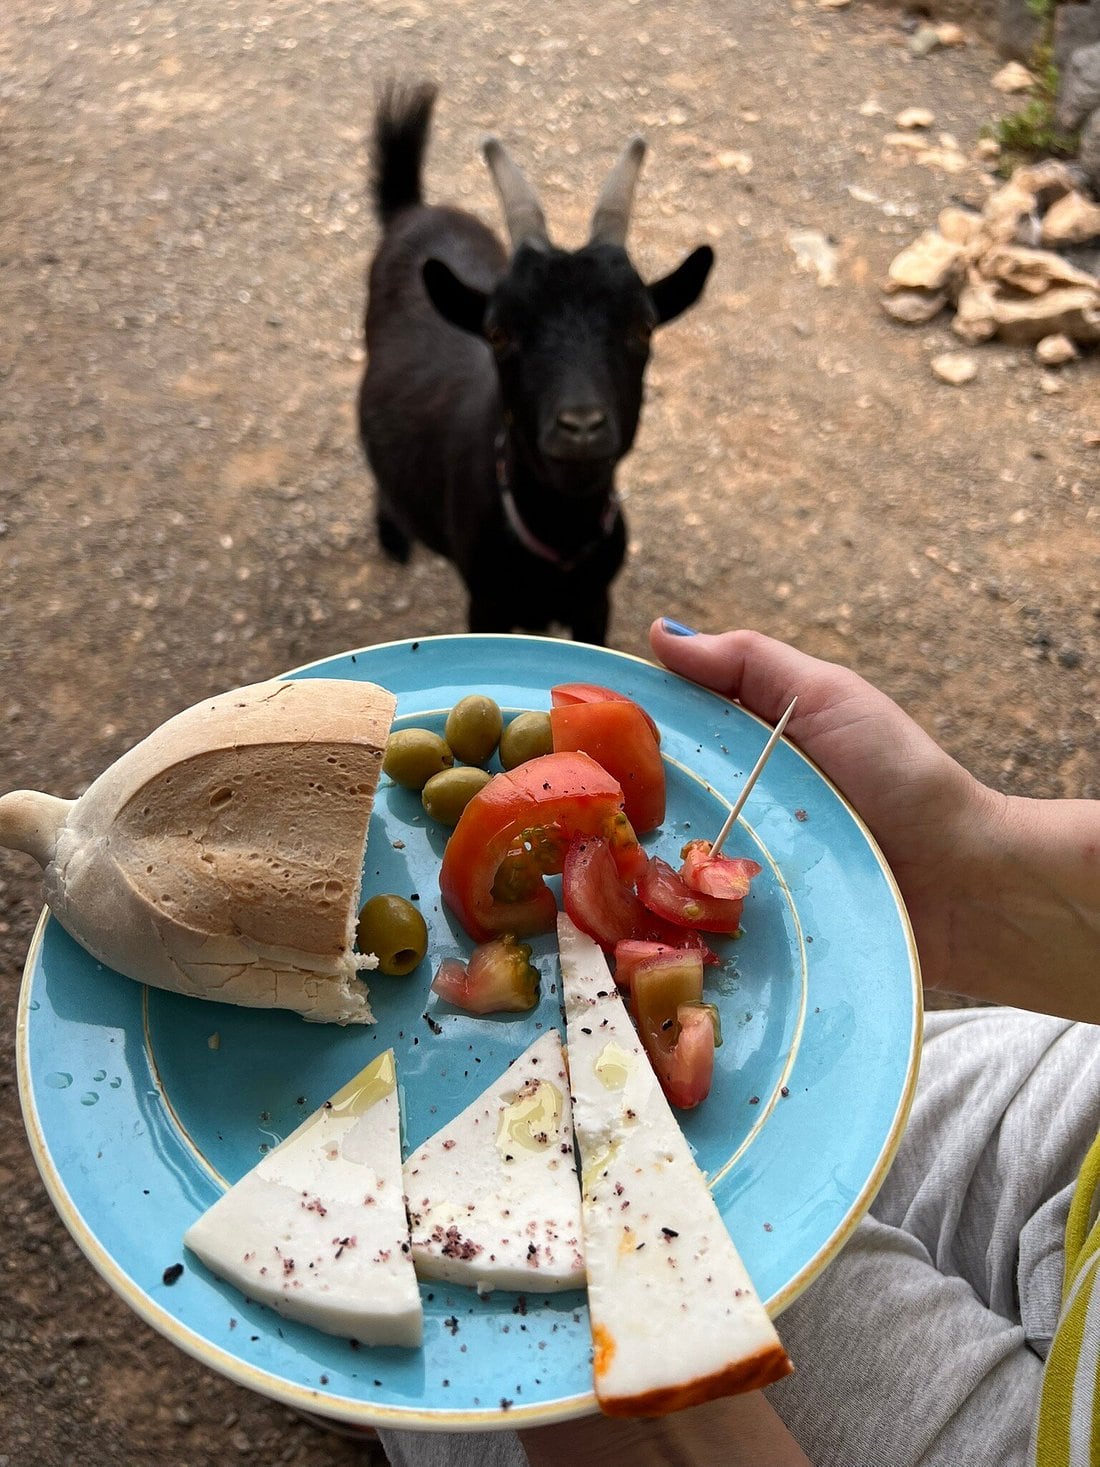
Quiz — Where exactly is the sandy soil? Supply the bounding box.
[1,1,1097,1463]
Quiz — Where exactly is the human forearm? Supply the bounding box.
[933,790,1100,1022]
[519,1392,812,1467]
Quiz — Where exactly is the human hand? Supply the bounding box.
[519,1390,812,1467]
[648,621,994,997]
[649,621,1100,1021]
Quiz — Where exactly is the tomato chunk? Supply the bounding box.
[631,953,714,1109]
[563,838,716,955]
[440,751,642,944]
[550,683,661,745]
[549,699,665,834]
[649,1006,716,1109]
[563,837,658,952]
[430,937,540,1014]
[613,935,717,993]
[637,855,748,934]
[680,839,762,900]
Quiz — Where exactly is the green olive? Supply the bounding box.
[421,765,493,827]
[356,893,428,976]
[498,710,553,770]
[383,728,454,790]
[444,694,504,767]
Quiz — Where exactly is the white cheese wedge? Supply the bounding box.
[558,913,792,1415]
[184,1050,422,1346]
[403,1029,585,1293]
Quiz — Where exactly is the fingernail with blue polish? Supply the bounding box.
[661,618,697,637]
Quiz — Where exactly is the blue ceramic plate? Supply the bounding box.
[17,635,921,1431]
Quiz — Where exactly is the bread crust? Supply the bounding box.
[40,678,397,1022]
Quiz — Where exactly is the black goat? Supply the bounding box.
[358,83,714,644]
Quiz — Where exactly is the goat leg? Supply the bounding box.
[568,590,610,647]
[376,507,412,564]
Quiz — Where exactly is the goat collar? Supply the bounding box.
[496,436,619,572]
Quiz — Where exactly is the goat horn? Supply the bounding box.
[589,134,647,247]
[481,135,550,251]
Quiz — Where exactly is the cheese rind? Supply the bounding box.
[558,914,793,1415]
[184,1051,422,1346]
[403,1030,585,1293]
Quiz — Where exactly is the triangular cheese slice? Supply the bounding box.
[403,1029,585,1293]
[558,914,793,1415]
[184,1050,422,1346]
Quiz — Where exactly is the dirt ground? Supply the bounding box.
[1,0,1097,1463]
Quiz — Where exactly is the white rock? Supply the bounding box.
[788,228,839,287]
[932,352,978,385]
[887,230,965,291]
[715,149,754,174]
[979,244,1100,296]
[935,22,966,46]
[938,206,984,245]
[968,282,1100,345]
[895,107,935,129]
[883,132,930,152]
[1040,192,1100,247]
[992,62,1036,94]
[1036,333,1079,365]
[882,289,949,324]
[916,145,969,175]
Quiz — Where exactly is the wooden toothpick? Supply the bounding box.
[709,697,798,857]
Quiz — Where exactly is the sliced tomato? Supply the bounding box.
[613,935,717,993]
[550,682,661,745]
[562,836,657,952]
[563,838,714,955]
[439,751,641,944]
[430,937,540,1014]
[647,1006,716,1110]
[549,699,665,834]
[680,839,762,900]
[637,855,748,934]
[631,954,713,1109]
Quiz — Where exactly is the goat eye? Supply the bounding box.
[486,325,513,354]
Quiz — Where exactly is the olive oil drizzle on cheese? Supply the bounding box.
[316,1050,397,1122]
[495,1080,563,1159]
[593,1041,634,1091]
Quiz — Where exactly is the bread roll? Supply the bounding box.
[0,677,397,1023]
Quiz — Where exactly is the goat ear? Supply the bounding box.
[647,246,715,325]
[422,259,490,337]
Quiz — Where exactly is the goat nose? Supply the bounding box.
[556,406,608,438]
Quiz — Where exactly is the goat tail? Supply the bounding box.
[371,80,438,224]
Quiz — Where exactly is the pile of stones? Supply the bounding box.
[882,160,1100,358]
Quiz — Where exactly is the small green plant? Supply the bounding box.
[992,33,1080,169]
[996,99,1078,163]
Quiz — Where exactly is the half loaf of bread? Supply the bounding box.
[0,677,397,1023]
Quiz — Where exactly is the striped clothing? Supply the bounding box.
[1033,1128,1100,1467]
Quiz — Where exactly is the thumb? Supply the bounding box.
[648,621,818,726]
